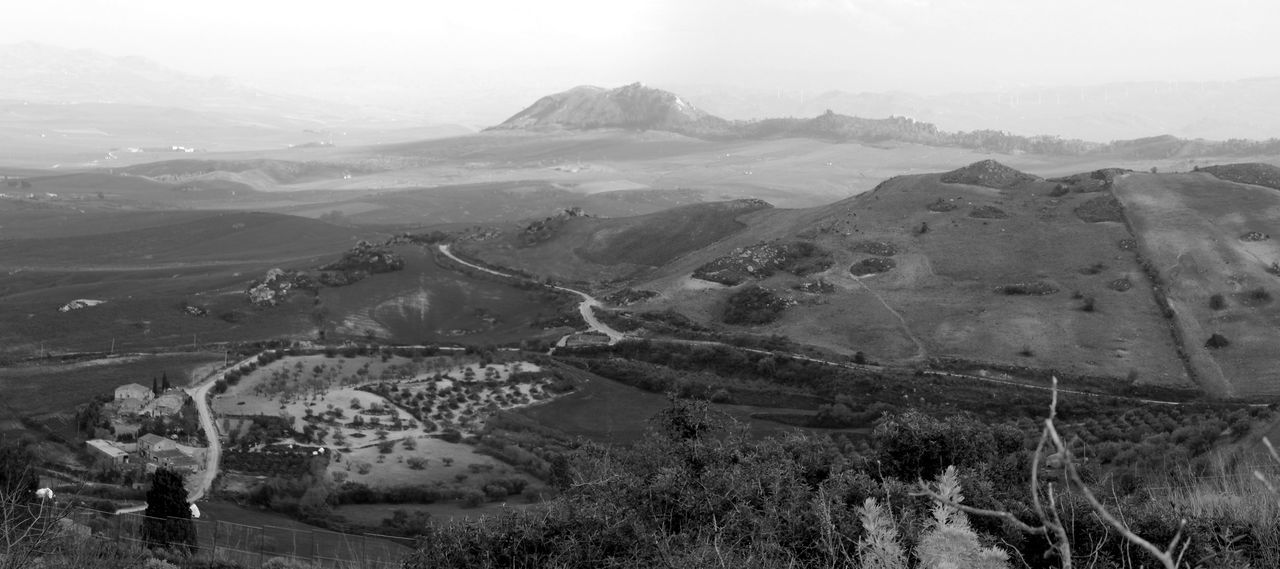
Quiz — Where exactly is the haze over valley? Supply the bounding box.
[5,2,1280,568]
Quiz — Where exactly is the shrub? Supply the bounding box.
[460,489,485,508]
[927,198,958,212]
[722,285,789,325]
[850,257,896,276]
[915,466,1010,568]
[1080,296,1097,312]
[857,497,907,569]
[994,281,1058,296]
[1209,294,1227,310]
[969,205,1009,219]
[1205,333,1230,349]
[1109,278,1132,292]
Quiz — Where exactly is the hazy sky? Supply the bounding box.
[9,0,1280,118]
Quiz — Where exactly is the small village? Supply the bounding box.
[81,379,208,484]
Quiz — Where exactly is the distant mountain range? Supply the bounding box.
[493,83,1280,159]
[0,43,467,164]
[667,80,1280,142]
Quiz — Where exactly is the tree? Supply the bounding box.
[161,372,171,391]
[141,468,196,553]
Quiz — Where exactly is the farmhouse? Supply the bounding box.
[137,433,177,458]
[115,383,154,403]
[148,448,201,474]
[145,392,186,417]
[84,439,130,465]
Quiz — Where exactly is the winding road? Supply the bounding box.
[186,354,260,502]
[438,244,625,344]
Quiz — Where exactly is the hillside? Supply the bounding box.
[1114,172,1280,397]
[466,160,1191,387]
[458,199,774,282]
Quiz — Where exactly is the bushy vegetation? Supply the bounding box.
[693,241,833,285]
[926,198,958,212]
[399,398,1280,568]
[994,281,1059,296]
[317,240,406,286]
[602,288,659,306]
[969,205,1010,219]
[849,257,896,276]
[722,285,791,325]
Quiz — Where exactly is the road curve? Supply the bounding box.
[185,354,258,503]
[438,244,625,344]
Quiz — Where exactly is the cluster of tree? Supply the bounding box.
[401,399,1279,568]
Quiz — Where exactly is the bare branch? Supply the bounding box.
[912,485,1046,536]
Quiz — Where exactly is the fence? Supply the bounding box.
[70,507,416,569]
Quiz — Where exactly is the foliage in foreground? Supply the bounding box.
[402,398,1280,569]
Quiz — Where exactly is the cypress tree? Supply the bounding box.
[161,372,171,392]
[141,468,196,552]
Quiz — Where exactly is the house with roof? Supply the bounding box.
[85,439,130,465]
[148,448,201,474]
[115,383,154,403]
[137,433,177,458]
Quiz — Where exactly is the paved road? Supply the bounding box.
[185,354,259,503]
[438,244,625,344]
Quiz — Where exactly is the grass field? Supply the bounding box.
[320,245,571,345]
[0,351,224,418]
[1115,172,1280,397]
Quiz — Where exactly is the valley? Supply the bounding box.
[5,77,1280,569]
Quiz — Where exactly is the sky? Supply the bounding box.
[7,0,1280,123]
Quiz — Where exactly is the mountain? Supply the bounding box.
[490,83,731,135]
[494,84,1280,161]
[670,78,1280,142]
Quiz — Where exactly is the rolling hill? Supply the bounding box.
[464,160,1194,390]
